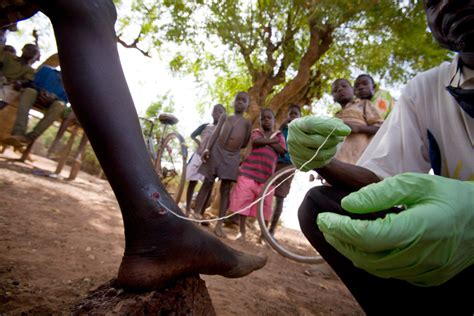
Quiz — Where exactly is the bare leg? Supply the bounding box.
[38,0,266,291]
[269,196,284,235]
[202,181,214,213]
[236,215,246,241]
[185,180,197,215]
[194,178,213,215]
[214,179,232,238]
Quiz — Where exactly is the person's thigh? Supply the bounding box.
[229,176,255,216]
[298,185,474,315]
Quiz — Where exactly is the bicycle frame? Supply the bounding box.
[140,116,169,162]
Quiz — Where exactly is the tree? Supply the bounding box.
[117,1,451,124]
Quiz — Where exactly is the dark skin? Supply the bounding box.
[185,104,225,215]
[11,0,265,291]
[268,106,301,236]
[251,111,286,155]
[202,92,251,161]
[238,110,285,241]
[191,104,225,148]
[7,44,40,90]
[199,92,252,238]
[331,79,379,136]
[354,75,375,100]
[318,0,474,191]
[424,0,474,68]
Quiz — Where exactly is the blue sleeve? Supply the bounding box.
[190,123,208,139]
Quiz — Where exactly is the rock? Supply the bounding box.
[71,276,216,315]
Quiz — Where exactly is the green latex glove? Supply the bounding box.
[317,173,474,286]
[287,116,351,171]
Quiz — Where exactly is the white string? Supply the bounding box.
[158,126,338,223]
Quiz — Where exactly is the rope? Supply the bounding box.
[157,126,337,223]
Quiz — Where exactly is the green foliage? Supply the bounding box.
[144,92,175,118]
[117,0,450,123]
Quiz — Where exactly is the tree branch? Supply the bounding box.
[116,35,151,58]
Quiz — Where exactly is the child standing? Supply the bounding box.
[185,104,226,215]
[229,108,286,241]
[268,104,301,236]
[195,91,252,237]
[331,78,383,164]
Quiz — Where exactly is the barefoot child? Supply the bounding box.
[268,104,301,236]
[229,108,286,241]
[195,91,252,237]
[185,104,226,215]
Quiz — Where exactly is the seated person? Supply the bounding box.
[3,44,16,55]
[332,78,383,164]
[4,64,67,147]
[354,74,395,119]
[289,2,473,313]
[0,43,38,87]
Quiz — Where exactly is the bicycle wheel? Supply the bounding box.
[257,165,324,264]
[155,132,188,203]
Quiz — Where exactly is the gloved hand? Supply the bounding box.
[287,116,351,171]
[317,173,474,286]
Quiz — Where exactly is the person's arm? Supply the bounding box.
[346,123,379,135]
[351,100,383,135]
[190,123,208,147]
[252,136,278,148]
[316,159,381,190]
[201,114,226,163]
[241,120,252,148]
[268,132,286,155]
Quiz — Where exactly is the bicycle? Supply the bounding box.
[140,113,188,204]
[257,165,324,264]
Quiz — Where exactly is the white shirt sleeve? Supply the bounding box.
[357,83,432,179]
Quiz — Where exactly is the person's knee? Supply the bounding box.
[49,101,66,115]
[40,0,117,26]
[20,87,38,104]
[298,186,341,230]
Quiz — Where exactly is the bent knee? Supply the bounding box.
[298,186,348,227]
[49,101,66,113]
[298,186,325,226]
[41,0,117,26]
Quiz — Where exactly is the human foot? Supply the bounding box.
[3,134,31,147]
[117,200,265,291]
[234,232,246,242]
[213,224,227,238]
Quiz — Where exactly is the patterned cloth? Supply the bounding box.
[372,89,395,119]
[335,99,383,164]
[239,129,286,184]
[0,0,39,28]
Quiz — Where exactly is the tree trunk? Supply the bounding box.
[71,276,216,315]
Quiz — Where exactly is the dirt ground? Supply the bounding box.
[0,149,363,315]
